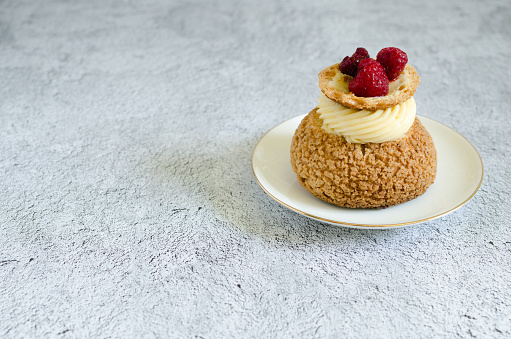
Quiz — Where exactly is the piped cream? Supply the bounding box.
[317,92,416,144]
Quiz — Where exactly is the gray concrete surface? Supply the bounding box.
[1,0,510,337]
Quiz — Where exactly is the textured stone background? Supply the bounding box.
[1,0,510,337]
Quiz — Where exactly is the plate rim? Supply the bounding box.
[251,114,484,229]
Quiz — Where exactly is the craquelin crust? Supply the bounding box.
[318,63,420,110]
[290,109,437,209]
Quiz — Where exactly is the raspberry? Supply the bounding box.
[339,56,357,77]
[357,58,379,71]
[354,47,369,58]
[339,47,370,77]
[376,47,408,81]
[348,61,389,97]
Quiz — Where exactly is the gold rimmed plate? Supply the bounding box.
[252,114,483,229]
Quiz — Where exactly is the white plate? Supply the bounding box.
[252,115,484,229]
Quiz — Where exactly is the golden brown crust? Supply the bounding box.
[290,109,437,209]
[318,64,420,110]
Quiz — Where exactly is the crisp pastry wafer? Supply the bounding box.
[319,63,420,110]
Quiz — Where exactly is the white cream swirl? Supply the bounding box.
[317,93,416,144]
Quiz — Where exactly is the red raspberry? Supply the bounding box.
[354,47,369,58]
[348,61,389,97]
[357,58,379,71]
[339,47,370,77]
[376,47,408,81]
[339,56,358,77]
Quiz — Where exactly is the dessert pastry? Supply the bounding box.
[290,47,437,209]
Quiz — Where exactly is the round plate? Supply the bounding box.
[252,115,484,229]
